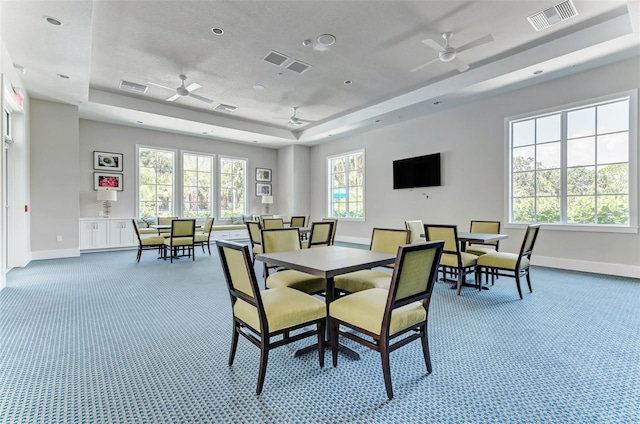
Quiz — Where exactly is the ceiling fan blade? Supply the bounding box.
[186,82,201,92]
[148,81,175,91]
[410,57,440,73]
[189,93,214,104]
[166,94,180,102]
[451,57,470,72]
[420,38,444,52]
[456,34,494,54]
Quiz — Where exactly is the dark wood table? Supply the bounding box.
[255,246,396,359]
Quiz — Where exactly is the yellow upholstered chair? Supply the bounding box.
[405,220,426,244]
[216,240,325,395]
[475,224,541,299]
[259,215,273,224]
[330,240,444,400]
[289,216,306,228]
[321,218,338,245]
[246,221,263,264]
[132,219,165,262]
[163,219,196,263]
[466,220,501,256]
[262,218,284,229]
[262,228,326,295]
[301,221,334,248]
[424,224,479,295]
[334,228,410,294]
[157,216,177,237]
[194,218,214,255]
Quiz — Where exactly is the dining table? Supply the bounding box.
[456,231,508,252]
[255,245,396,360]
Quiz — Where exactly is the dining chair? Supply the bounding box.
[423,224,479,295]
[334,228,410,294]
[475,224,541,299]
[321,218,338,245]
[262,218,284,229]
[132,219,165,262]
[261,228,326,294]
[157,216,178,237]
[259,215,274,223]
[405,220,426,243]
[245,221,263,265]
[301,221,334,248]
[329,240,444,400]
[466,220,501,256]
[163,219,196,263]
[289,216,306,228]
[216,240,326,395]
[194,217,215,255]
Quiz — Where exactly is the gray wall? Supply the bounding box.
[277,145,311,219]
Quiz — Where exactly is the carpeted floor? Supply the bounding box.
[0,244,638,423]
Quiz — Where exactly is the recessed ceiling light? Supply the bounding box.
[317,34,336,46]
[211,28,224,35]
[202,131,208,135]
[375,119,381,123]
[253,140,258,143]
[433,101,441,105]
[344,80,352,85]
[45,16,62,26]
[57,74,70,79]
[533,70,543,75]
[136,121,143,124]
[253,84,265,91]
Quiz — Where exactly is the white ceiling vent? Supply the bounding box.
[286,60,312,74]
[119,80,148,94]
[263,51,290,66]
[215,104,237,113]
[527,0,578,31]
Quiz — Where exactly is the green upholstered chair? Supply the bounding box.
[216,240,326,395]
[424,224,479,295]
[475,224,541,299]
[405,220,426,244]
[157,216,177,237]
[334,228,410,294]
[163,219,196,263]
[262,228,326,295]
[301,221,334,249]
[321,218,338,245]
[466,220,501,256]
[132,219,165,262]
[246,221,263,264]
[329,240,444,400]
[289,216,306,228]
[194,218,214,255]
[262,218,284,229]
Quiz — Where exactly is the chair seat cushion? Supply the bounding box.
[330,288,425,336]
[440,252,478,268]
[266,270,326,294]
[476,251,529,270]
[141,236,166,246]
[465,245,496,256]
[164,237,193,246]
[334,270,392,293]
[234,287,325,332]
[194,234,209,242]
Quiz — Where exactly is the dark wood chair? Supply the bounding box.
[194,217,214,255]
[245,220,262,264]
[163,219,195,263]
[132,219,165,262]
[301,221,334,248]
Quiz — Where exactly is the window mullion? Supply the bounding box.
[560,111,568,224]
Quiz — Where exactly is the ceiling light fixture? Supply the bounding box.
[344,80,352,85]
[211,28,224,35]
[136,121,143,124]
[533,70,543,75]
[253,84,265,91]
[44,16,62,26]
[433,101,441,105]
[302,40,312,47]
[317,34,336,46]
[57,74,70,79]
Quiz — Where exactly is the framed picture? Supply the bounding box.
[94,172,123,191]
[256,167,272,182]
[94,151,123,172]
[256,183,272,196]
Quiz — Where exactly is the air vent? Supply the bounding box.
[286,60,312,74]
[119,80,148,94]
[527,0,578,31]
[215,104,237,113]
[263,51,290,66]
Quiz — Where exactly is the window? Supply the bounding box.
[182,152,214,218]
[219,156,246,218]
[138,147,175,218]
[328,150,365,218]
[508,92,636,228]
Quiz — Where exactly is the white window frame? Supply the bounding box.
[181,150,216,218]
[136,145,177,219]
[327,149,365,221]
[504,90,638,233]
[218,155,247,218]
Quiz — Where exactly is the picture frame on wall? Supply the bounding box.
[256,167,272,182]
[94,151,123,172]
[94,172,123,191]
[256,183,272,196]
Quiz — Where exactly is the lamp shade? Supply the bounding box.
[261,195,273,204]
[97,190,117,201]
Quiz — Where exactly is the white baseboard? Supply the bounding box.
[31,249,81,261]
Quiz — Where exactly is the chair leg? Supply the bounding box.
[256,341,269,395]
[331,319,339,367]
[525,269,532,293]
[136,246,142,262]
[456,268,463,296]
[318,320,325,368]
[228,324,239,366]
[515,274,523,299]
[380,340,394,400]
[420,322,432,374]
[206,241,211,256]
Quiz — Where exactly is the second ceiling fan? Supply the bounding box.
[411,32,494,73]
[148,74,214,104]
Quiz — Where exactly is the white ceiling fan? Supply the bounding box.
[148,74,214,104]
[275,107,315,127]
[410,32,494,73]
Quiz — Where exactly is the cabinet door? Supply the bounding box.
[80,221,109,249]
[110,220,136,247]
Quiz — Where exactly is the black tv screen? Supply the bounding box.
[393,153,441,189]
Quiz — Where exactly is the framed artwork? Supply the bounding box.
[256,183,272,196]
[94,172,123,191]
[256,167,272,182]
[94,151,123,172]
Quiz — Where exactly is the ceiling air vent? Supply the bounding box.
[215,104,237,113]
[119,80,148,94]
[286,60,312,74]
[263,51,290,67]
[527,0,578,31]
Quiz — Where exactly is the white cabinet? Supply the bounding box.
[80,218,136,251]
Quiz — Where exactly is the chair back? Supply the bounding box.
[170,219,195,238]
[423,224,459,254]
[132,219,143,241]
[370,228,410,254]
[470,220,501,247]
[158,216,177,225]
[261,228,302,253]
[246,221,262,246]
[259,215,274,223]
[405,220,425,243]
[518,224,541,265]
[262,218,284,229]
[321,218,338,245]
[290,216,306,228]
[307,221,334,248]
[202,217,215,234]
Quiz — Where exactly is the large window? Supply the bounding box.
[509,92,636,228]
[219,156,246,218]
[182,152,214,218]
[138,147,175,218]
[328,150,364,218]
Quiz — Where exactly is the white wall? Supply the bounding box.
[276,144,311,218]
[310,57,640,277]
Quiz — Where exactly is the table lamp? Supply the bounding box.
[97,189,117,218]
[261,195,273,214]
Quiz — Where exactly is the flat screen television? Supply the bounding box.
[393,153,441,189]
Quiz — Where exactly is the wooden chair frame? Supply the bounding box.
[164,219,196,263]
[246,220,262,264]
[304,221,334,248]
[132,219,165,262]
[194,217,215,255]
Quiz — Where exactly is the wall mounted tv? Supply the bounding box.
[393,153,441,189]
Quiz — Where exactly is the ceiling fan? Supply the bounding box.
[410,32,494,73]
[275,107,315,127]
[148,74,214,104]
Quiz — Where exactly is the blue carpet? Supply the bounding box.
[0,245,638,423]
